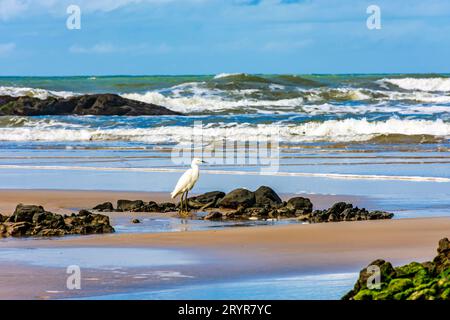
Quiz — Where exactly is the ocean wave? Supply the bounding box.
[213,73,243,79]
[0,118,448,143]
[2,83,450,115]
[212,73,270,84]
[0,86,75,99]
[380,77,450,92]
[122,91,306,113]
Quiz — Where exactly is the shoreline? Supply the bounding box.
[1,217,450,299]
[0,188,449,299]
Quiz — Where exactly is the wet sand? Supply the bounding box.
[0,189,448,299]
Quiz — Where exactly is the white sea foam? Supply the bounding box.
[0,86,75,99]
[3,84,450,114]
[122,91,306,113]
[213,73,243,79]
[380,78,450,92]
[0,118,448,143]
[0,164,448,182]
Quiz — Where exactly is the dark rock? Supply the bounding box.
[254,186,282,207]
[188,191,226,209]
[140,201,160,212]
[0,94,182,116]
[286,197,313,214]
[158,202,177,212]
[0,204,114,238]
[204,211,223,220]
[93,202,114,212]
[217,188,255,209]
[131,219,141,224]
[328,202,353,215]
[116,200,145,212]
[78,209,92,216]
[8,204,45,223]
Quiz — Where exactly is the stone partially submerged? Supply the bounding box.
[343,238,450,300]
[0,204,114,237]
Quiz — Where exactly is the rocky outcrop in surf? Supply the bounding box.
[0,204,114,237]
[91,186,393,223]
[343,238,450,300]
[0,93,182,116]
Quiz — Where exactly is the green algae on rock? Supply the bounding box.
[343,238,450,300]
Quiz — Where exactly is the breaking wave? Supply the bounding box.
[380,77,450,92]
[0,118,448,144]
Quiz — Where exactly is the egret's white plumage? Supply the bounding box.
[171,158,205,213]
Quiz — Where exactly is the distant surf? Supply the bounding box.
[0,74,449,145]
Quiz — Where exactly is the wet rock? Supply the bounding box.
[217,188,255,209]
[309,203,393,223]
[328,202,353,215]
[343,238,450,300]
[0,204,114,238]
[131,218,141,224]
[116,200,145,212]
[204,211,223,220]
[158,202,177,213]
[188,191,226,209]
[286,197,313,214]
[0,94,182,116]
[254,186,282,207]
[7,204,45,223]
[93,202,114,212]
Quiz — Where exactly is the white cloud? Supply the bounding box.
[0,42,16,55]
[69,43,117,54]
[0,0,27,20]
[69,42,172,54]
[0,0,202,19]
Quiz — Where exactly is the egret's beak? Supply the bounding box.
[202,160,207,164]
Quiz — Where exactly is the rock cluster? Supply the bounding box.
[93,200,176,213]
[343,238,450,300]
[0,94,182,116]
[91,186,393,223]
[199,186,393,222]
[0,204,114,237]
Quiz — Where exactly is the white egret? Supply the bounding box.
[171,158,206,214]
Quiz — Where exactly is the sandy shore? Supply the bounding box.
[0,189,448,299]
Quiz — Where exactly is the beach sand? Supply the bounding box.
[0,189,449,299]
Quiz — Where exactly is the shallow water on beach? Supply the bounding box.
[0,247,197,268]
[112,215,304,234]
[79,272,358,300]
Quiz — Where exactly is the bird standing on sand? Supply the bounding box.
[171,158,206,215]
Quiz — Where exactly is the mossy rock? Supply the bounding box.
[395,262,424,278]
[440,288,450,299]
[387,278,414,293]
[407,288,437,300]
[343,238,450,300]
[352,289,376,300]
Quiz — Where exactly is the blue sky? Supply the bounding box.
[1,0,450,75]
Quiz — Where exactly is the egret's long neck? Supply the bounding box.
[191,163,199,171]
